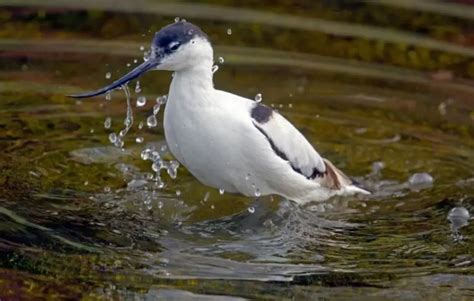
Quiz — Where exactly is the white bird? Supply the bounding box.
[71,21,369,204]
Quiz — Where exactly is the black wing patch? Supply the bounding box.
[253,123,324,180]
[251,103,273,123]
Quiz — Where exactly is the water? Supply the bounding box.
[0,1,473,300]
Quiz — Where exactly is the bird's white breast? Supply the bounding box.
[164,72,258,194]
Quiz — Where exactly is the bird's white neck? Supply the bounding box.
[171,58,215,97]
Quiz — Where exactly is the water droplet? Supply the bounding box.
[153,103,161,115]
[226,28,232,35]
[211,205,215,209]
[136,96,146,107]
[147,115,157,128]
[212,65,219,73]
[408,173,434,186]
[104,186,111,193]
[248,206,255,214]
[143,50,151,62]
[218,57,224,64]
[105,72,111,79]
[158,201,163,209]
[84,180,89,186]
[133,59,138,64]
[105,92,111,101]
[161,144,168,152]
[448,207,470,241]
[176,190,181,196]
[448,207,470,226]
[157,95,167,104]
[136,137,144,143]
[135,81,141,94]
[141,149,151,160]
[174,17,180,23]
[151,151,160,161]
[167,160,179,179]
[104,117,112,129]
[219,188,225,195]
[108,133,117,143]
[288,103,293,108]
[126,63,131,67]
[138,121,144,130]
[152,161,162,172]
[203,191,210,202]
[254,187,261,197]
[254,93,262,103]
[139,45,145,51]
[90,128,95,134]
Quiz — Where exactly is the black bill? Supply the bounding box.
[69,59,159,99]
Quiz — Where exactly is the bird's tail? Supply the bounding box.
[321,159,370,195]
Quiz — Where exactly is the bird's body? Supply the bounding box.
[71,21,369,204]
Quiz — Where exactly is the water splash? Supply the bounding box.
[254,93,262,103]
[408,173,434,186]
[135,81,142,94]
[167,160,179,179]
[212,65,219,73]
[136,96,147,107]
[104,117,112,129]
[448,207,470,242]
[147,115,158,128]
[218,57,225,64]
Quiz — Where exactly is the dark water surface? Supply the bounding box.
[0,1,473,299]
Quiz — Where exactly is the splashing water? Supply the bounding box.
[108,133,117,143]
[254,93,262,103]
[135,81,141,94]
[167,160,179,179]
[108,84,133,149]
[104,117,112,129]
[153,104,161,115]
[448,207,470,241]
[136,96,146,107]
[212,65,219,74]
[147,115,158,128]
[157,95,167,105]
[218,57,225,64]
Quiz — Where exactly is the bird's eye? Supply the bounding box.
[169,42,180,51]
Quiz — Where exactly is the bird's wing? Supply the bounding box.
[250,103,326,179]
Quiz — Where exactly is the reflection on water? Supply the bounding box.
[0,0,473,299]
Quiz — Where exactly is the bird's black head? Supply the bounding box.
[69,21,212,99]
[152,21,208,56]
